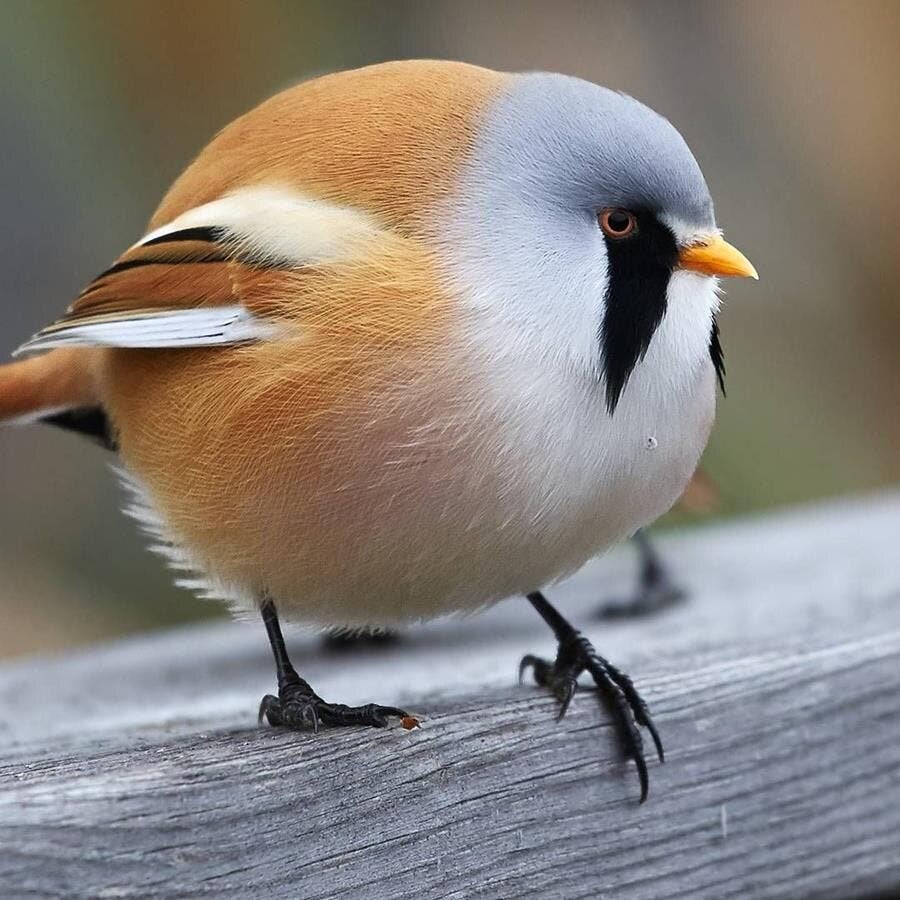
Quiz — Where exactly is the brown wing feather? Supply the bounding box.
[15,226,290,354]
[15,186,437,357]
[66,232,236,325]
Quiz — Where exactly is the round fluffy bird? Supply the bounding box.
[1,60,756,802]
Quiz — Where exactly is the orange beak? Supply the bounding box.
[678,235,758,280]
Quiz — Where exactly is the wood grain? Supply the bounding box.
[1,492,899,899]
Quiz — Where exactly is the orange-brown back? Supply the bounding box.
[153,60,507,230]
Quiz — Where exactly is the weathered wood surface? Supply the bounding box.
[1,492,900,899]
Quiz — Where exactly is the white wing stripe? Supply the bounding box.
[14,307,281,356]
[136,185,378,265]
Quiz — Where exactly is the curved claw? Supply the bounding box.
[644,717,665,765]
[258,694,280,726]
[554,677,577,720]
[634,748,650,804]
[361,704,410,728]
[519,653,555,689]
[593,657,666,765]
[592,671,651,802]
[301,702,320,733]
[520,599,663,802]
[518,654,539,685]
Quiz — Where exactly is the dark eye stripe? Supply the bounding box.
[599,211,678,414]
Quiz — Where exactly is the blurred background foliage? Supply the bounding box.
[1,0,898,658]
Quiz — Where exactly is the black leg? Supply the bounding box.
[258,598,410,730]
[595,530,686,620]
[520,591,664,803]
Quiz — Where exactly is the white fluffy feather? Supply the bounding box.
[137,185,379,264]
[114,465,255,612]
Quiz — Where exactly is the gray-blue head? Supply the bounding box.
[440,70,756,413]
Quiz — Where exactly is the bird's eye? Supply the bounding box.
[598,208,638,240]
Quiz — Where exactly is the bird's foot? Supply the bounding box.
[596,531,686,620]
[259,673,409,731]
[595,577,685,620]
[519,631,664,802]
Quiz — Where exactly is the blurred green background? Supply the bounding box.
[1,0,898,658]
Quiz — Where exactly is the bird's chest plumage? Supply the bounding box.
[107,293,716,628]
[276,335,715,624]
[447,347,716,599]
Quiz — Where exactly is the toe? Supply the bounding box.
[518,654,553,687]
[362,704,410,727]
[258,694,282,726]
[646,718,665,764]
[377,705,410,720]
[300,702,320,732]
[552,676,578,720]
[634,748,650,804]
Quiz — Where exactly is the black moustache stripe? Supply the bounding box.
[709,315,726,395]
[600,212,679,414]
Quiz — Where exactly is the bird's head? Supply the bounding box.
[436,70,757,412]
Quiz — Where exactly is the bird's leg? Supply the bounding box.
[595,529,686,620]
[257,598,408,730]
[520,591,664,802]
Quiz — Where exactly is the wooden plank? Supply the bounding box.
[1,492,899,898]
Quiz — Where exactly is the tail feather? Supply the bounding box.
[0,348,101,426]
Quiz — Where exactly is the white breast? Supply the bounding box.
[414,182,720,609]
[442,276,718,601]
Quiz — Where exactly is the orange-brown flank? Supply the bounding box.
[96,62,508,614]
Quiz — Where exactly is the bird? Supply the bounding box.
[0,60,756,802]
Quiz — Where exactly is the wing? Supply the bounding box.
[15,186,381,355]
